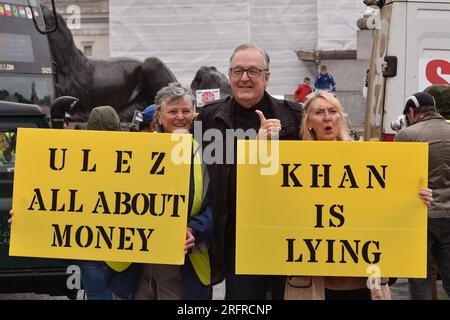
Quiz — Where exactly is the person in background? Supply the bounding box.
[197,43,303,300]
[314,65,336,94]
[78,105,121,300]
[294,77,313,103]
[422,84,450,298]
[283,92,432,300]
[139,104,157,132]
[395,91,450,300]
[63,113,73,129]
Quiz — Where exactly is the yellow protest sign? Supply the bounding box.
[236,140,428,278]
[10,128,192,265]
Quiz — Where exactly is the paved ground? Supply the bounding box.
[0,290,84,300]
[0,278,447,300]
[213,278,448,300]
[390,278,448,300]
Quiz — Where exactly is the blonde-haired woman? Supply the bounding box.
[300,91,352,142]
[285,92,433,300]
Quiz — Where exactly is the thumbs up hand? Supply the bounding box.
[255,110,281,140]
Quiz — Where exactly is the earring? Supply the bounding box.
[308,127,312,131]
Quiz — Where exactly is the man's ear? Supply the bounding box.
[406,107,416,124]
[264,71,270,88]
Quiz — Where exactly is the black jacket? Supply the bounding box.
[196,92,303,284]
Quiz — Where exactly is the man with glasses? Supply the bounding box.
[196,44,303,300]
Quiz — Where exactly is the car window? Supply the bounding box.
[0,131,16,175]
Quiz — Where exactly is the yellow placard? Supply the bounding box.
[236,140,428,278]
[10,128,192,265]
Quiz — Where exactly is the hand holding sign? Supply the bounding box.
[419,187,433,207]
[255,110,281,140]
[8,209,13,224]
[185,227,195,254]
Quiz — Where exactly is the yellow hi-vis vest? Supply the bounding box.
[105,260,131,272]
[188,142,211,286]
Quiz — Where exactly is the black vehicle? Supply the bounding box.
[0,0,54,112]
[0,0,78,298]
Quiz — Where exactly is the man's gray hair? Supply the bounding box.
[229,44,270,69]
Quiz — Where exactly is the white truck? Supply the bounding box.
[363,0,450,141]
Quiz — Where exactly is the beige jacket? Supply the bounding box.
[284,276,390,300]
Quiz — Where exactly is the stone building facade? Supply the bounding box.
[41,0,110,58]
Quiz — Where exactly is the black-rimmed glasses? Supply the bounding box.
[229,67,268,78]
